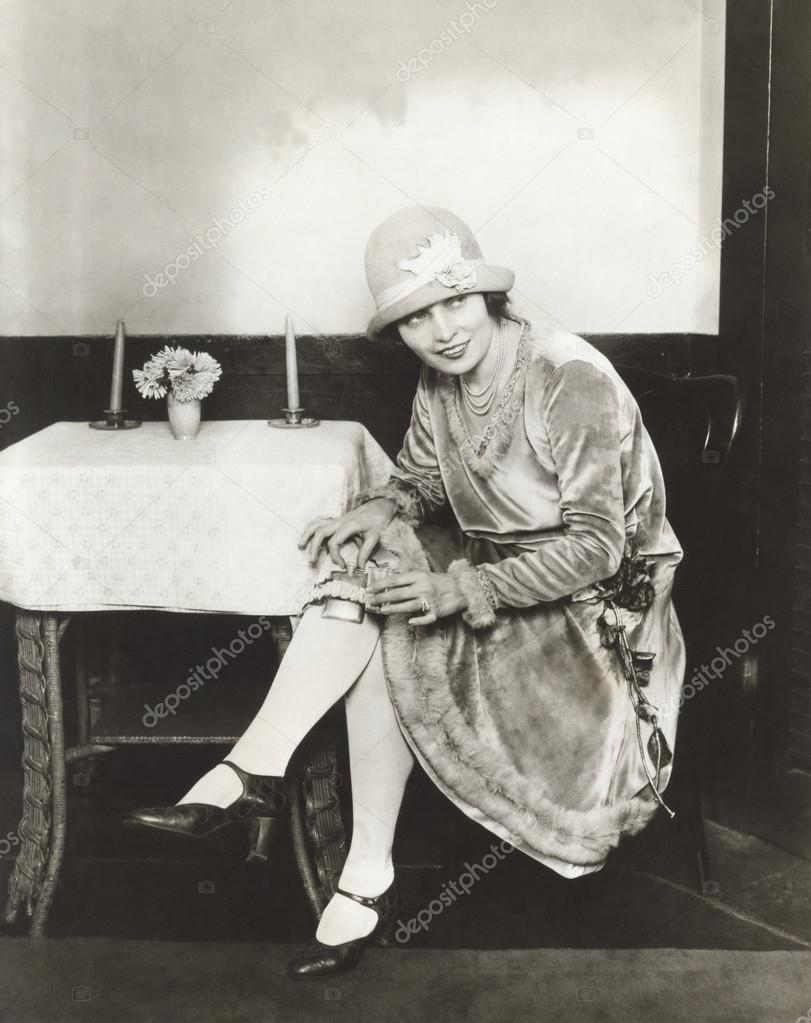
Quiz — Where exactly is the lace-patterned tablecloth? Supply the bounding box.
[0,420,394,614]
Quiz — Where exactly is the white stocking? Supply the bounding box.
[315,637,414,946]
[177,599,415,948]
[178,604,382,806]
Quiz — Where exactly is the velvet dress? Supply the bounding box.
[356,319,685,876]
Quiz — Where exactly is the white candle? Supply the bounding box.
[285,314,300,409]
[109,319,125,412]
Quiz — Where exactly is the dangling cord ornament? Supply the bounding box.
[604,601,675,819]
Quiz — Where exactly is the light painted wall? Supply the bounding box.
[0,0,726,337]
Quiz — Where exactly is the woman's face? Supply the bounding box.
[396,293,495,375]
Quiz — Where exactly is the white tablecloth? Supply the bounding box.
[0,420,394,615]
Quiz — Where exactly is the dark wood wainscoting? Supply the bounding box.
[0,332,698,460]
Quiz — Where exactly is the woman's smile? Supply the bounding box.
[436,340,470,360]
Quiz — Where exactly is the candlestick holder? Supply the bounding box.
[89,408,142,430]
[268,406,320,429]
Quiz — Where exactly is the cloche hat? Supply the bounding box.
[365,205,515,338]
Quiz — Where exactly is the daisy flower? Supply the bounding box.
[133,345,222,402]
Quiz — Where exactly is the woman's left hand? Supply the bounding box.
[366,569,467,626]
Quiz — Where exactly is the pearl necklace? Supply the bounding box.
[459,319,507,416]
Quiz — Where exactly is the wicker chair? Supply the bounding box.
[616,366,742,890]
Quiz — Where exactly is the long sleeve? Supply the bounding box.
[358,368,446,526]
[479,359,627,607]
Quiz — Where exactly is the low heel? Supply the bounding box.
[373,887,398,947]
[374,915,396,948]
[246,816,285,863]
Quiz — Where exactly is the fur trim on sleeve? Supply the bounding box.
[448,558,498,629]
[356,483,424,526]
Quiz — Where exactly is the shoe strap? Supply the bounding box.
[221,760,286,814]
[221,760,248,791]
[335,884,390,911]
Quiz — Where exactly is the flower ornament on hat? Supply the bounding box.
[365,205,515,337]
[398,230,478,293]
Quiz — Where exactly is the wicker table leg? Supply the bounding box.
[289,717,348,921]
[4,613,48,928]
[4,612,70,937]
[30,615,70,936]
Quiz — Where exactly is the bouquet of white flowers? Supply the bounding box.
[133,346,222,402]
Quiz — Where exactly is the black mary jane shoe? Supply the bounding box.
[286,882,397,981]
[123,760,287,863]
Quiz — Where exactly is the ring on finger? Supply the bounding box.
[419,597,433,615]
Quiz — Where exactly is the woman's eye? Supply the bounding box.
[406,312,426,326]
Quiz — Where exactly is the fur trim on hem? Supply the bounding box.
[378,515,432,565]
[377,516,658,865]
[447,558,497,629]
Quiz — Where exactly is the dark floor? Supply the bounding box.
[2,943,810,1023]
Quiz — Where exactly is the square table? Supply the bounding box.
[0,420,394,935]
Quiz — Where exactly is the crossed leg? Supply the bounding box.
[178,600,414,944]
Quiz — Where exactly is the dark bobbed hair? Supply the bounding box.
[379,291,514,344]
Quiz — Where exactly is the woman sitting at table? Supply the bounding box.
[126,205,685,980]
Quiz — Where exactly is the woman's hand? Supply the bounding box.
[298,498,396,570]
[366,569,468,626]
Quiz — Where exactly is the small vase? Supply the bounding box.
[167,392,201,440]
